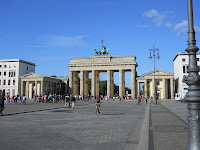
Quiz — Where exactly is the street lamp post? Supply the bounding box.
[183,0,200,149]
[149,46,160,104]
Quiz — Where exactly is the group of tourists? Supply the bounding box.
[137,95,148,105]
[34,94,64,103]
[4,93,26,105]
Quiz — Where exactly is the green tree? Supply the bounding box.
[99,80,107,96]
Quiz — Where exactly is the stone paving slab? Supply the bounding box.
[0,100,147,150]
[160,100,187,123]
[150,102,188,150]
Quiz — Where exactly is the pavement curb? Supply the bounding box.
[137,103,150,150]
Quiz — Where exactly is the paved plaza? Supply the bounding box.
[0,100,147,150]
[0,99,191,150]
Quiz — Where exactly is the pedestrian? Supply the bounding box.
[22,95,26,104]
[14,95,18,104]
[18,95,22,104]
[146,97,148,104]
[65,94,70,108]
[150,96,153,103]
[5,93,9,105]
[119,96,121,103]
[0,92,5,115]
[71,94,75,108]
[137,96,141,105]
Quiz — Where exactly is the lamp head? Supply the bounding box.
[149,56,152,60]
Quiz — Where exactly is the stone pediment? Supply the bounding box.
[143,69,174,77]
[20,72,45,79]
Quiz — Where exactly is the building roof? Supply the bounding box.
[0,59,35,66]
[173,52,200,61]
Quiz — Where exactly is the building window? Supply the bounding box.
[157,81,160,85]
[197,58,199,61]
[9,65,11,68]
[13,65,16,68]
[182,58,186,62]
[4,72,6,76]
[0,65,2,68]
[0,80,1,85]
[3,80,6,85]
[27,67,28,70]
[9,71,15,77]
[13,80,15,85]
[183,66,186,73]
[8,80,10,85]
[0,72,1,76]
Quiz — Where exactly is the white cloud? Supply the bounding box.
[143,9,165,26]
[165,22,172,27]
[37,35,87,47]
[174,20,200,36]
[174,20,188,30]
[48,35,86,47]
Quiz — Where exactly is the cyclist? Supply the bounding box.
[95,98,101,113]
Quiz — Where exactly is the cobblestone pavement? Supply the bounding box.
[0,100,147,150]
[160,100,187,123]
[150,101,188,150]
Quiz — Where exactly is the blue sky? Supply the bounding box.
[1,0,200,88]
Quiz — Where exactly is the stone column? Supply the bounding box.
[92,70,96,97]
[29,83,33,99]
[73,72,78,95]
[52,83,54,94]
[80,71,84,96]
[170,78,174,99]
[35,81,37,96]
[119,70,123,98]
[41,80,43,96]
[69,71,73,94]
[49,82,51,94]
[84,71,89,96]
[131,69,136,99]
[111,71,114,98]
[59,83,61,94]
[162,79,166,99]
[137,81,140,97]
[44,81,47,95]
[96,71,99,98]
[152,79,155,99]
[107,70,111,99]
[55,83,58,94]
[144,80,148,98]
[21,81,24,96]
[123,70,125,96]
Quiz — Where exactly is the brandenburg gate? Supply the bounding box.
[67,55,138,98]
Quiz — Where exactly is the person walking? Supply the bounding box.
[65,94,70,108]
[5,93,9,105]
[71,95,75,108]
[0,92,5,115]
[137,96,141,106]
[22,95,26,104]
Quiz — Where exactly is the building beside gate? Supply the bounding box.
[136,69,174,99]
[0,59,35,97]
[68,55,137,98]
[173,52,200,94]
[20,73,68,99]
